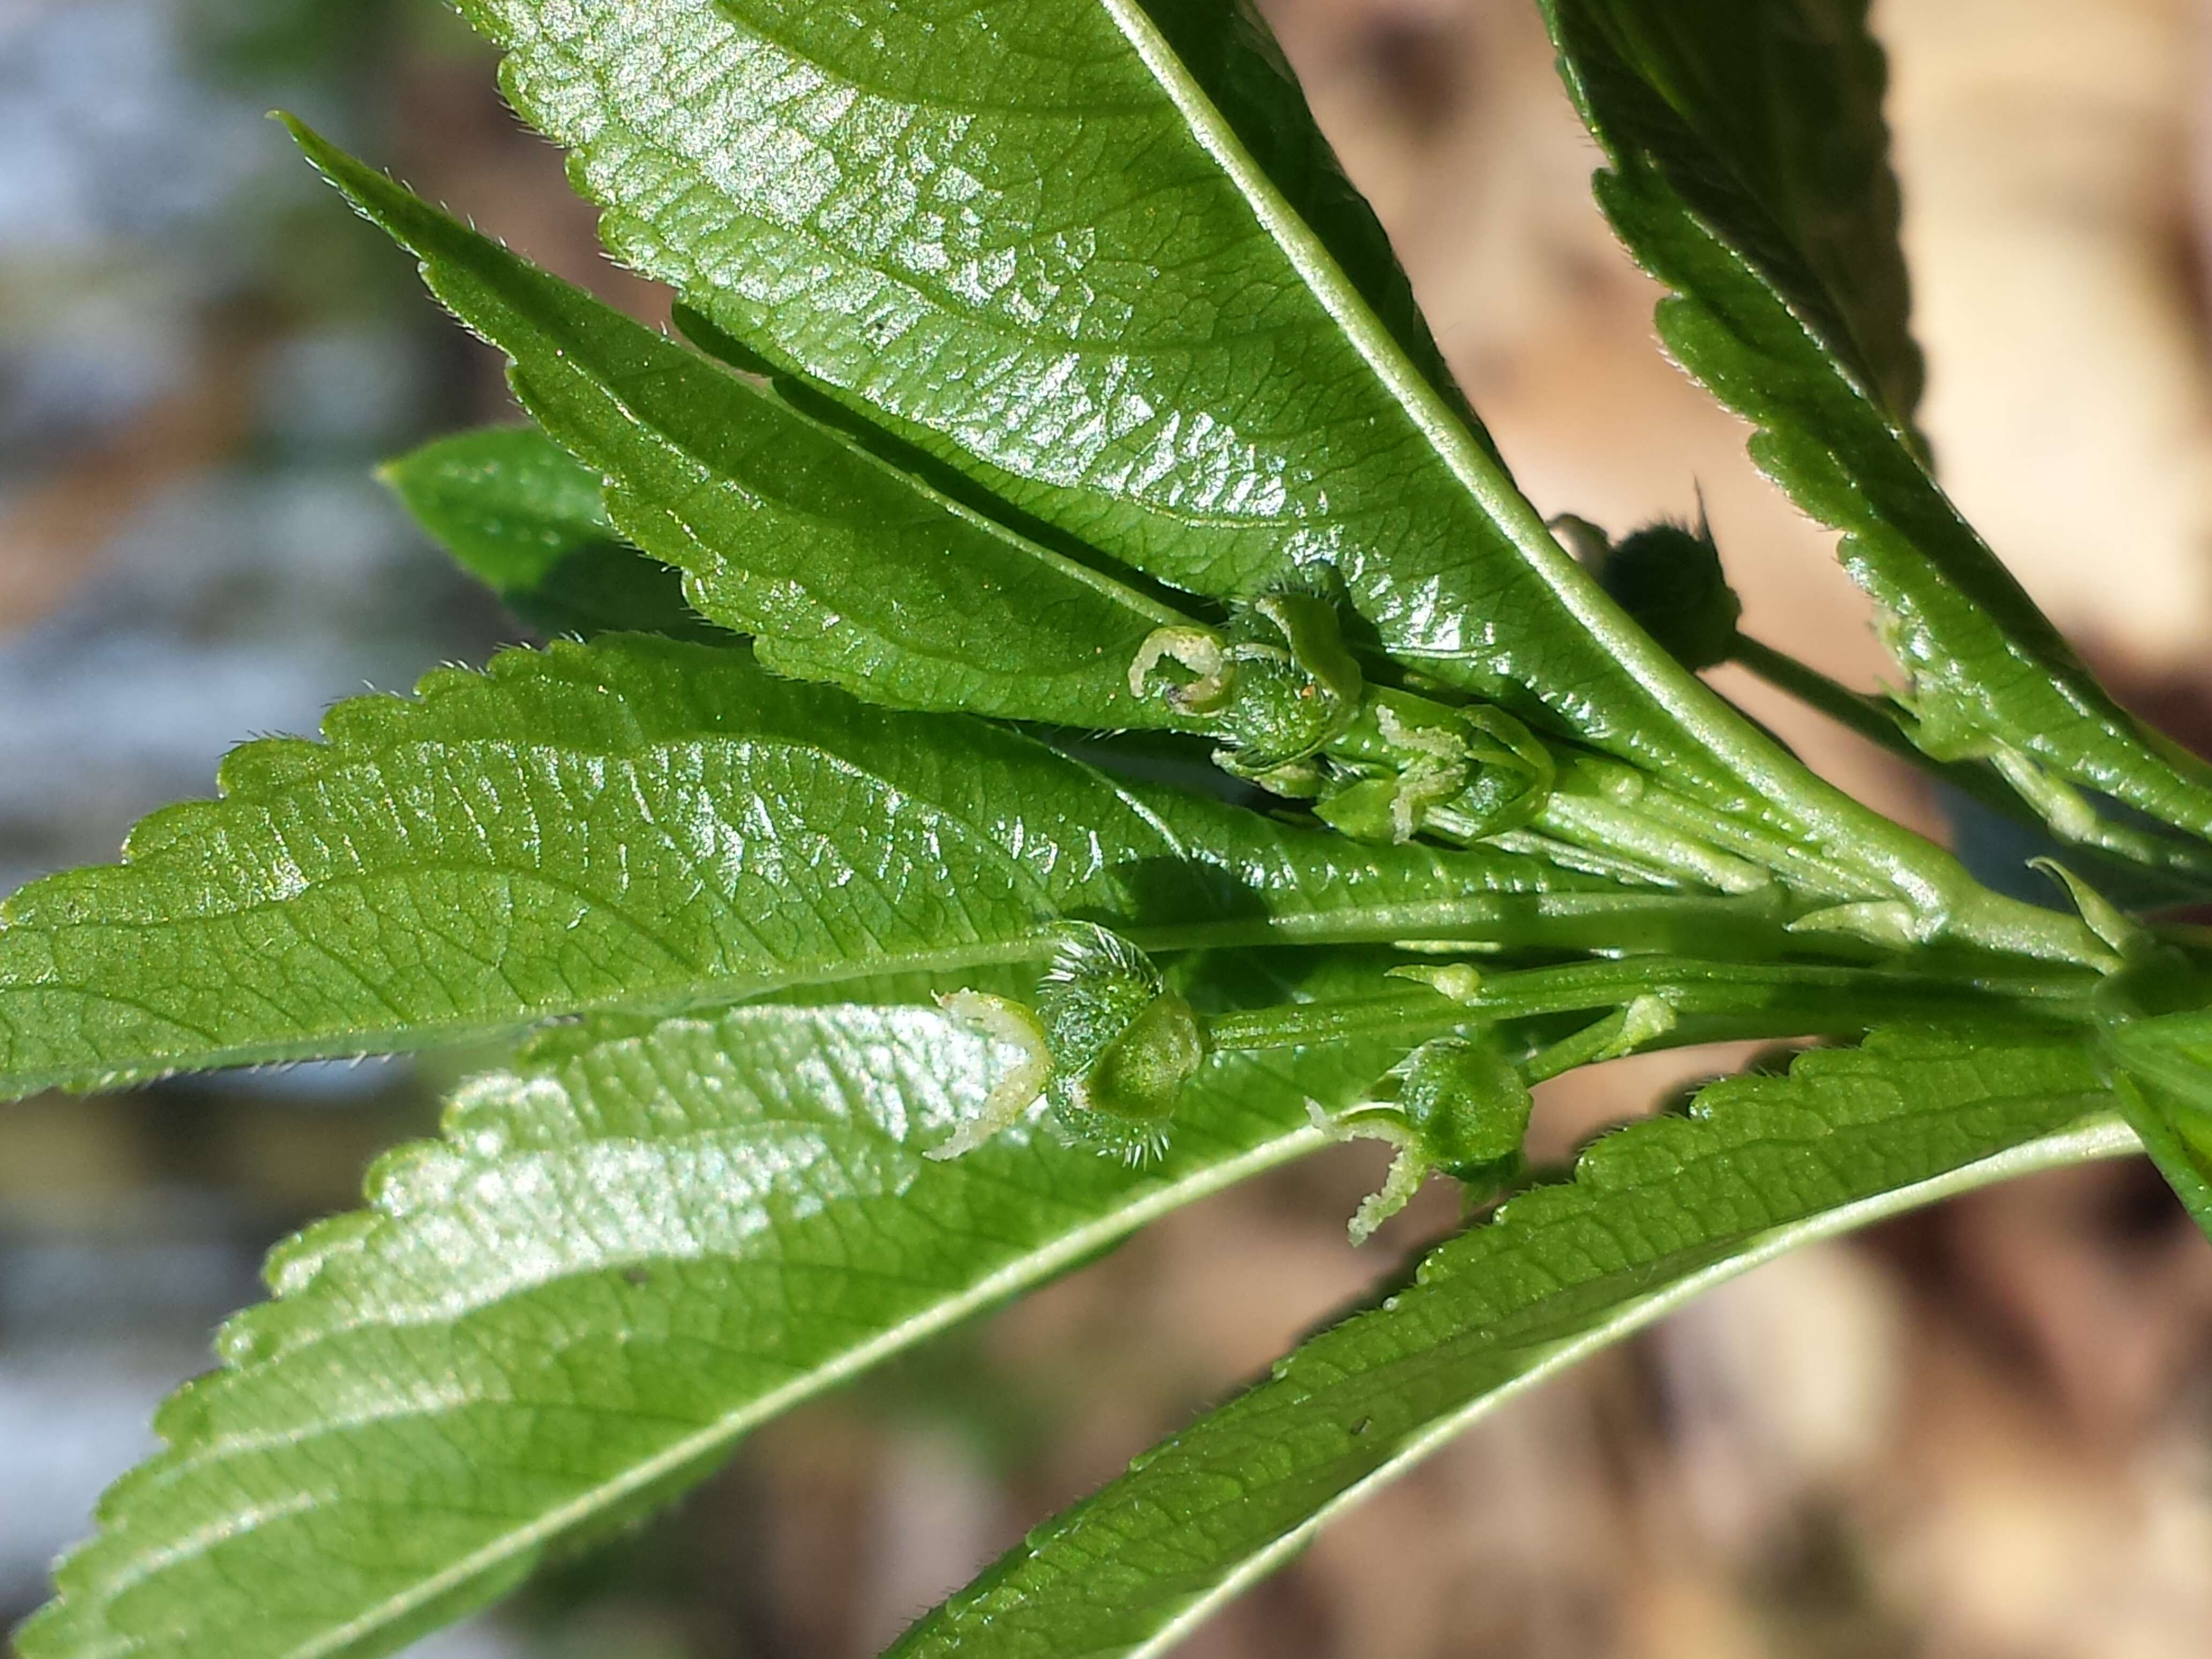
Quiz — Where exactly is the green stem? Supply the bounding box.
[1102,0,2072,965]
[1479,828,1690,891]
[1531,787,1775,895]
[1130,888,1805,962]
[1202,955,2098,1055]
[1733,634,2212,895]
[1521,1005,1657,1084]
[1540,755,1884,900]
[1327,659,2116,968]
[1730,635,1924,764]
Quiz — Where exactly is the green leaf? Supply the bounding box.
[302,127,2109,966]
[1539,0,2212,854]
[890,1025,2132,1658]
[2107,1005,2212,1240]
[1550,0,1921,425]
[443,0,1970,917]
[0,633,1701,1101]
[2114,1072,2212,1243]
[17,954,1407,1659]
[1117,0,1485,442]
[308,130,1195,733]
[380,425,728,642]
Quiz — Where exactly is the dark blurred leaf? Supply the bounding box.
[1589,517,1742,672]
[1546,0,1920,422]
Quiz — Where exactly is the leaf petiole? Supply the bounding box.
[1733,634,2212,893]
[1200,955,2099,1059]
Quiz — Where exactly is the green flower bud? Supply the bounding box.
[1313,1028,1533,1244]
[1587,514,1743,671]
[1315,700,1554,843]
[1453,707,1557,834]
[1037,924,1207,1164]
[1396,1034,1533,1189]
[1210,592,1365,776]
[1130,591,1363,792]
[1308,774,1407,843]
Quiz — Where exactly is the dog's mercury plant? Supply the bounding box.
[12,3,2212,1655]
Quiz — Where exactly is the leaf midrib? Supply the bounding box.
[1123,1112,2141,1658]
[1087,0,1968,911]
[100,1122,1332,1659]
[555,0,1843,825]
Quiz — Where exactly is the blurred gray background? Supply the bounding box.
[5,2,2212,1655]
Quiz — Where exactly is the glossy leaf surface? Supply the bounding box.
[314,131,1193,731]
[0,634,1636,1101]
[447,0,1947,908]
[20,959,1406,1659]
[893,1025,2130,1657]
[355,189,2077,963]
[9,11,2206,1659]
[1540,0,2212,850]
[1550,0,1921,424]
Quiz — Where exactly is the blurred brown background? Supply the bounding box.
[4,2,2212,1655]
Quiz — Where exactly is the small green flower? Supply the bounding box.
[1582,512,1743,672]
[1314,1030,1534,1244]
[1037,925,1208,1164]
[1130,587,1364,786]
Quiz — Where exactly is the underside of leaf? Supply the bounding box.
[1540,0,2212,857]
[380,425,726,644]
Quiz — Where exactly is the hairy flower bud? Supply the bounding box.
[1312,1027,1534,1244]
[1395,1034,1533,1189]
[1210,592,1364,775]
[1128,588,1364,790]
[1585,514,1743,672]
[1036,924,1207,1163]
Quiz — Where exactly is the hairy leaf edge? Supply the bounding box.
[1122,1113,2137,1656]
[40,1111,1334,1659]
